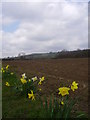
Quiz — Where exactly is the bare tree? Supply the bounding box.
[18,52,25,59]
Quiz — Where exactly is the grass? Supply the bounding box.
[2,84,53,118]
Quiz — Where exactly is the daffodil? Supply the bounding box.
[1,67,3,71]
[6,65,9,70]
[21,73,27,79]
[3,70,5,73]
[28,90,35,100]
[58,87,70,96]
[38,76,45,85]
[71,81,78,91]
[32,76,37,82]
[40,76,45,82]
[5,82,10,86]
[20,78,27,84]
[1,68,5,73]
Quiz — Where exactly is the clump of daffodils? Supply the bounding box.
[19,73,45,99]
[58,81,78,97]
[58,81,78,105]
[4,66,46,101]
[1,65,10,73]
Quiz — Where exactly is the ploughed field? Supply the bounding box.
[2,58,88,117]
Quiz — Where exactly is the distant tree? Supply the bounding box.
[61,49,67,52]
[18,52,25,57]
[77,49,81,51]
[18,52,25,59]
[49,52,52,53]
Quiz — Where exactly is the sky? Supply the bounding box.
[0,0,89,58]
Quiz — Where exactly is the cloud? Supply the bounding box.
[1,2,88,57]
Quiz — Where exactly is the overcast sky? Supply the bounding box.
[0,0,88,57]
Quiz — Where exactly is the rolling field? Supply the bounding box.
[2,58,89,118]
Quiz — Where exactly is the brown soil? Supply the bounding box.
[2,58,89,116]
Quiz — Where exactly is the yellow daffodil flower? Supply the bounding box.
[40,76,45,82]
[21,73,27,79]
[6,65,9,70]
[32,76,37,82]
[20,78,27,84]
[28,90,35,100]
[58,87,70,96]
[38,76,45,85]
[3,70,5,73]
[71,81,78,91]
[1,67,3,71]
[1,68,5,73]
[5,82,10,86]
